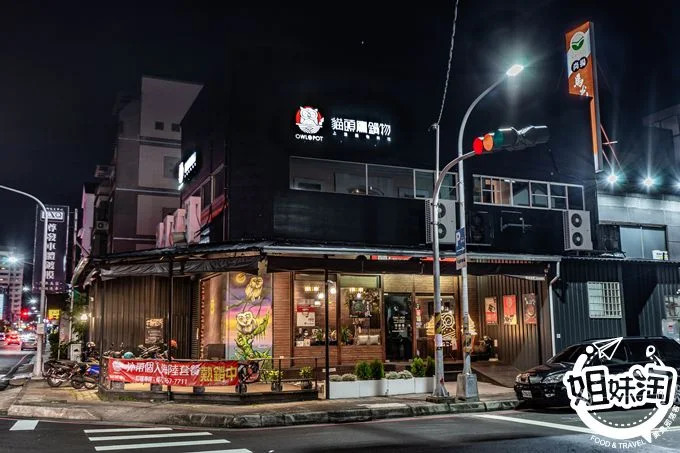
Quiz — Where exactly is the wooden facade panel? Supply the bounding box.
[383,274,413,293]
[273,273,292,365]
[340,345,384,364]
[293,346,339,367]
[412,275,455,294]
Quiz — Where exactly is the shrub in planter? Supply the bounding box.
[330,374,343,382]
[385,371,400,380]
[398,370,413,379]
[299,366,313,389]
[370,360,385,380]
[410,357,426,377]
[425,356,435,377]
[355,361,372,380]
[341,373,357,381]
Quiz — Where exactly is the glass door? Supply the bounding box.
[384,294,413,361]
[415,296,457,360]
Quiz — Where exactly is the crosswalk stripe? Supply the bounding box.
[94,439,230,451]
[186,450,252,453]
[89,432,213,441]
[84,427,173,434]
[10,420,39,431]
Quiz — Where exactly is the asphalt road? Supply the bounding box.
[2,408,680,453]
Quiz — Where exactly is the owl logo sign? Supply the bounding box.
[295,106,325,142]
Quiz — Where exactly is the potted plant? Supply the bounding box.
[410,357,434,393]
[385,369,415,395]
[355,360,384,397]
[328,373,360,399]
[299,366,313,390]
[341,326,354,345]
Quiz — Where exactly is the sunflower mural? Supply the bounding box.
[226,272,273,360]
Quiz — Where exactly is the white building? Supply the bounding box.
[0,248,25,323]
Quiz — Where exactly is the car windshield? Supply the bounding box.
[627,339,680,362]
[547,344,588,364]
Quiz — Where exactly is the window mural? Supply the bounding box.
[226,272,273,360]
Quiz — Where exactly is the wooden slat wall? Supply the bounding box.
[341,345,383,364]
[273,273,292,366]
[413,275,455,294]
[293,346,339,367]
[383,274,412,293]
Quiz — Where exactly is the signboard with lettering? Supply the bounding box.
[293,105,393,145]
[32,205,69,294]
[107,358,240,387]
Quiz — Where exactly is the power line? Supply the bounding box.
[434,0,461,127]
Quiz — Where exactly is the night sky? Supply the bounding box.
[0,1,677,268]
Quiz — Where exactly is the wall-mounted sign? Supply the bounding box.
[503,295,517,325]
[145,318,164,344]
[523,293,537,325]
[293,105,393,145]
[485,297,498,325]
[178,151,198,186]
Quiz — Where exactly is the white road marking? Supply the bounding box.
[94,439,230,451]
[186,450,252,453]
[9,420,39,431]
[470,413,595,434]
[84,427,173,434]
[89,431,213,441]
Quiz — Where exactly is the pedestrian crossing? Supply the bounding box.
[83,426,253,453]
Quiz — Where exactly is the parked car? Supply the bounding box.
[6,333,20,345]
[515,336,680,407]
[20,334,38,351]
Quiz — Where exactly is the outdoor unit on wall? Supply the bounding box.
[156,222,165,248]
[163,215,175,247]
[563,209,593,251]
[183,196,201,244]
[424,199,457,244]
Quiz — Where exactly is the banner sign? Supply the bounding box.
[32,205,69,293]
[107,358,239,386]
[523,293,537,325]
[485,297,498,325]
[503,295,517,325]
[566,22,594,98]
[144,318,164,344]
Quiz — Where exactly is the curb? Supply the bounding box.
[6,398,519,428]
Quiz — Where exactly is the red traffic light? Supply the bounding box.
[472,137,484,155]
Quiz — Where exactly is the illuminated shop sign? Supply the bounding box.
[293,105,392,144]
[178,151,198,186]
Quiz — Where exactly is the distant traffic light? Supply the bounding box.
[473,125,550,154]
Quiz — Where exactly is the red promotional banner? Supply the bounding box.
[485,297,498,325]
[503,295,517,325]
[107,359,239,386]
[523,293,537,325]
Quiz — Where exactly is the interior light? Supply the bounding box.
[354,133,359,138]
[304,286,311,292]
[506,64,525,77]
[330,287,337,295]
[80,313,88,321]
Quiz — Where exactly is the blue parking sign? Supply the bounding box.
[455,227,466,255]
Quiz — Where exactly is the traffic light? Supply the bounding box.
[473,125,550,154]
[21,309,29,320]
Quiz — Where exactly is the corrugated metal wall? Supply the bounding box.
[553,260,626,352]
[91,276,192,358]
[476,275,547,371]
[624,262,680,337]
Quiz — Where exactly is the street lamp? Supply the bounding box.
[23,285,31,293]
[428,65,526,401]
[0,185,49,378]
[6,256,19,265]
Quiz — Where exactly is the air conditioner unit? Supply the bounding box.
[173,209,186,233]
[156,222,165,248]
[163,215,174,247]
[425,199,457,244]
[563,209,593,251]
[183,196,201,244]
[94,221,109,231]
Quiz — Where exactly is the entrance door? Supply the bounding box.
[415,297,457,360]
[384,294,413,361]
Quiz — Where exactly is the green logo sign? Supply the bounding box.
[571,32,585,51]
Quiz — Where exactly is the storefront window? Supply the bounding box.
[339,275,381,346]
[293,273,337,347]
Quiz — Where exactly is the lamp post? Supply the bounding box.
[455,64,524,401]
[0,185,49,378]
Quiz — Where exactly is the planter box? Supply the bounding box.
[414,377,434,394]
[359,379,387,397]
[328,381,360,399]
[385,378,415,396]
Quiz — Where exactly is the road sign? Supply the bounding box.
[455,227,467,270]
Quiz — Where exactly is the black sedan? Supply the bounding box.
[514,336,680,407]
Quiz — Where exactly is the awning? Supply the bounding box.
[100,256,260,279]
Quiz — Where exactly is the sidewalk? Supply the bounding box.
[7,379,518,429]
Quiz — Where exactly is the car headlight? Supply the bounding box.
[542,372,566,384]
[515,374,523,384]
